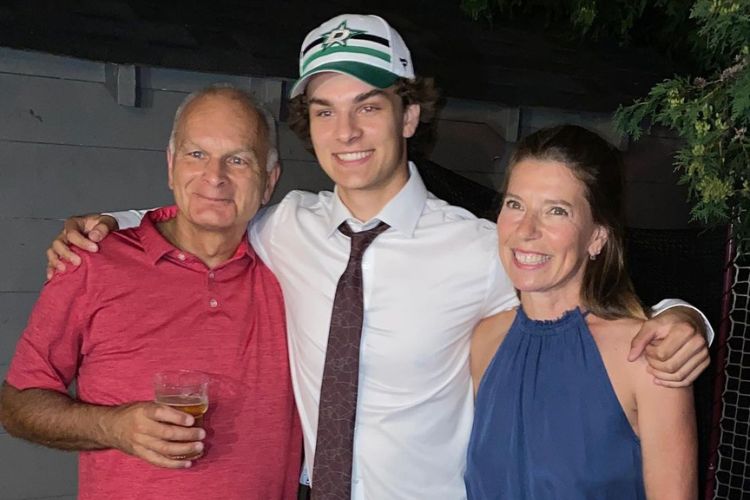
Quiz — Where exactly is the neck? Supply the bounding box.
[157,216,245,269]
[337,163,410,222]
[520,289,583,321]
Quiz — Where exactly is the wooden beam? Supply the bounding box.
[105,63,138,107]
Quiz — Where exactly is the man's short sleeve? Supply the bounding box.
[6,262,90,393]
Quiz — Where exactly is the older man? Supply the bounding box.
[0,86,301,499]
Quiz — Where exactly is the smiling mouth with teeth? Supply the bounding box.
[335,151,373,161]
[513,250,551,265]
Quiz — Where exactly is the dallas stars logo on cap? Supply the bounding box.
[321,21,366,49]
[290,14,415,98]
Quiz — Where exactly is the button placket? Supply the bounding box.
[207,269,218,309]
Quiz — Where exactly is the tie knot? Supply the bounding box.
[338,221,390,259]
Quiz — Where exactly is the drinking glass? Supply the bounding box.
[154,370,209,426]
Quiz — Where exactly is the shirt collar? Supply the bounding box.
[326,162,427,238]
[138,205,256,266]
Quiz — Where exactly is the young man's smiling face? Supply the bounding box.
[306,72,420,214]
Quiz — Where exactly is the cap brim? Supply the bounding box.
[289,61,400,98]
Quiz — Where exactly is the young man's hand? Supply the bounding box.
[46,214,118,279]
[629,307,710,387]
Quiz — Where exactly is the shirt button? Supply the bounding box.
[177,253,186,261]
[209,298,218,308]
[208,272,215,279]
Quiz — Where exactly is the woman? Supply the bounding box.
[465,125,697,499]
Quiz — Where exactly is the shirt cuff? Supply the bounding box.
[651,298,714,346]
[104,210,148,230]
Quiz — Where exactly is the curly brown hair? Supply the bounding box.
[287,76,441,158]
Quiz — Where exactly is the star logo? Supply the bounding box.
[321,21,365,49]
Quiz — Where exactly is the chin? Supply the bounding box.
[330,172,368,187]
[508,274,548,294]
[188,211,236,229]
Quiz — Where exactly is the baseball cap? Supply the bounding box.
[289,14,415,98]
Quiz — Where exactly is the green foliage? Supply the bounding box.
[615,0,750,241]
[692,0,750,67]
[459,0,693,55]
[461,0,750,240]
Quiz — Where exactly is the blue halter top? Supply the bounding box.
[464,307,645,499]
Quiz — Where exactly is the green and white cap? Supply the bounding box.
[289,14,414,98]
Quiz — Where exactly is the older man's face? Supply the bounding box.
[167,93,274,234]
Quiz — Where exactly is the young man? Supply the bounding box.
[45,15,710,500]
[1,86,301,499]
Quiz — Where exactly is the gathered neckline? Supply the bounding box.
[516,306,588,333]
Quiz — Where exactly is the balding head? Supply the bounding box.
[169,84,279,171]
[165,84,282,243]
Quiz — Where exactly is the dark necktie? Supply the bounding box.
[312,221,390,500]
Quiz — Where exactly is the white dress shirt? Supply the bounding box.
[250,163,518,499]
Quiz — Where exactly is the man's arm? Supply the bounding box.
[0,382,204,468]
[9,247,204,469]
[47,213,123,278]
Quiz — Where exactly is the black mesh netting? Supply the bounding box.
[711,247,750,499]
[624,227,729,498]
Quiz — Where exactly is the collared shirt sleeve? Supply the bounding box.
[651,298,714,345]
[105,209,150,230]
[6,261,90,393]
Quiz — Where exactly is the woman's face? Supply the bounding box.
[497,158,607,304]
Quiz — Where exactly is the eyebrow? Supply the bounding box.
[178,141,260,161]
[504,192,574,207]
[354,88,387,102]
[308,88,388,107]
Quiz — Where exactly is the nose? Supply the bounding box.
[203,157,227,186]
[335,111,362,144]
[517,211,541,240]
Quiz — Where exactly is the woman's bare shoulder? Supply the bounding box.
[471,308,518,391]
[587,316,643,342]
[588,315,646,370]
[475,308,517,342]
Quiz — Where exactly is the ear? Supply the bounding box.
[402,103,421,139]
[262,162,282,205]
[587,225,609,259]
[166,147,175,191]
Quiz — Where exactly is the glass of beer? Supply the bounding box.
[154,370,209,427]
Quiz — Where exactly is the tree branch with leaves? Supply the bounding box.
[615,0,749,241]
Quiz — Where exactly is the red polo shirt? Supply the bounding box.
[7,206,301,500]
